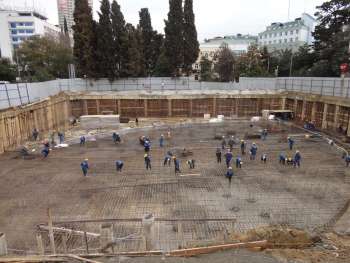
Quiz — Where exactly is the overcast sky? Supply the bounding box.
[2,0,326,41]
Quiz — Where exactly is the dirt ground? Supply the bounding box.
[0,118,350,262]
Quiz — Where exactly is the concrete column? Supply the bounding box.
[293,99,298,114]
[189,99,193,117]
[0,233,8,256]
[36,233,44,255]
[96,99,100,115]
[301,100,307,121]
[334,105,340,129]
[168,99,172,117]
[117,99,121,115]
[83,100,88,115]
[311,102,316,123]
[213,98,217,117]
[144,99,148,117]
[322,104,328,129]
[281,97,286,110]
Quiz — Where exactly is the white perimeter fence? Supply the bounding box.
[0,77,349,110]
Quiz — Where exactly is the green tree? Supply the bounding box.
[199,56,213,81]
[125,24,144,77]
[0,58,17,82]
[214,44,235,82]
[150,31,164,74]
[72,0,94,78]
[183,0,199,75]
[138,8,154,75]
[111,0,128,78]
[236,44,268,77]
[154,45,172,77]
[313,0,350,76]
[96,0,115,80]
[164,0,184,75]
[292,45,317,76]
[63,16,69,34]
[16,36,73,81]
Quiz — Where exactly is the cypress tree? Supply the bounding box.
[125,24,143,77]
[63,17,69,34]
[150,31,164,73]
[183,0,199,75]
[96,0,115,80]
[164,0,184,75]
[111,0,128,78]
[154,45,172,77]
[138,8,153,75]
[72,0,94,77]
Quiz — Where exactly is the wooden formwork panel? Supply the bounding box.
[71,100,84,118]
[86,100,98,115]
[120,99,145,118]
[99,99,118,114]
[326,104,336,123]
[259,98,282,112]
[192,99,213,117]
[216,98,236,116]
[171,99,190,117]
[147,99,168,117]
[338,106,350,128]
[285,99,295,111]
[304,101,313,121]
[295,100,303,121]
[236,98,259,117]
[314,102,324,128]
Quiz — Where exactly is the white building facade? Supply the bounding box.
[0,8,60,61]
[258,13,317,52]
[193,34,258,71]
[57,0,93,34]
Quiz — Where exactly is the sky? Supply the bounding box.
[2,0,326,41]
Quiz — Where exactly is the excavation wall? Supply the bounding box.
[1,91,350,153]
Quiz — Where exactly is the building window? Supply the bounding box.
[279,39,282,43]
[260,35,262,39]
[195,64,199,69]
[280,32,282,36]
[205,53,208,58]
[284,31,288,36]
[10,22,16,28]
[18,29,25,34]
[18,22,24,26]
[13,44,19,49]
[295,37,298,41]
[273,40,276,44]
[296,29,299,34]
[264,34,267,39]
[290,30,293,35]
[11,29,17,34]
[274,33,277,37]
[268,41,272,44]
[12,37,18,42]
[269,33,272,38]
[26,29,34,34]
[290,38,293,42]
[24,22,33,26]
[284,39,288,43]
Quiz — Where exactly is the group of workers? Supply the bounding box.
[218,131,304,184]
[32,122,350,179]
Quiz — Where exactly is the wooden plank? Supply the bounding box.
[169,240,268,257]
[0,256,66,262]
[65,254,102,263]
[38,225,100,238]
[47,208,56,255]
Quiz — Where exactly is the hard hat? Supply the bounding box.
[85,158,89,161]
[229,167,233,170]
[144,154,148,157]
[296,150,300,153]
[161,134,164,137]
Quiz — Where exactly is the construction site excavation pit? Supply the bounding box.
[0,119,349,255]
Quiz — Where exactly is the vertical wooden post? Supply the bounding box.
[213,98,217,117]
[334,105,340,130]
[311,102,317,123]
[47,208,56,254]
[168,99,172,117]
[144,99,148,117]
[301,100,307,121]
[96,99,100,115]
[83,100,88,115]
[61,233,68,254]
[322,104,328,129]
[189,99,193,117]
[117,99,121,115]
[84,231,89,254]
[36,233,44,255]
[281,97,286,110]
